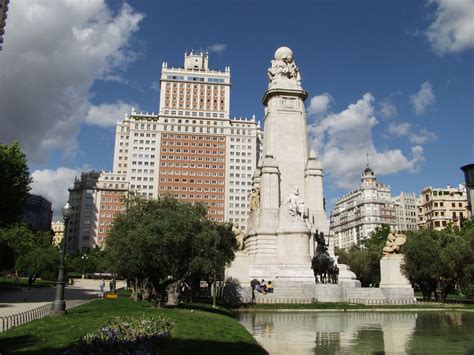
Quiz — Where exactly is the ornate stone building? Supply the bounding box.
[417,185,468,230]
[392,192,418,231]
[331,165,396,250]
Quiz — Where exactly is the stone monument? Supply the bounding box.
[379,230,415,302]
[227,47,329,284]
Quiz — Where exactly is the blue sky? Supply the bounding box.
[0,0,473,217]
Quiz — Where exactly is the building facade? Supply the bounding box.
[392,192,418,231]
[417,185,468,230]
[331,166,396,250]
[67,171,128,253]
[22,194,53,231]
[112,51,262,230]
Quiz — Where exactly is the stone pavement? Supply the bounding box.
[0,279,126,318]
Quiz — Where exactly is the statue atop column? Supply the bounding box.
[267,47,302,90]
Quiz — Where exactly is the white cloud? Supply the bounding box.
[380,100,398,119]
[208,43,227,53]
[85,101,134,127]
[387,121,412,137]
[0,1,144,164]
[410,81,435,115]
[409,129,438,144]
[308,93,333,115]
[31,167,81,220]
[309,93,424,189]
[426,0,474,55]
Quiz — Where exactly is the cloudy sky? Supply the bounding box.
[1,0,473,218]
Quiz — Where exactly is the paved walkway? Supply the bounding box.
[0,280,125,318]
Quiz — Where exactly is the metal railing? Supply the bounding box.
[0,303,52,332]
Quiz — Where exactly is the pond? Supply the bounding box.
[237,311,474,354]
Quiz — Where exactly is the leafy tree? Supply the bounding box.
[0,224,35,274]
[402,229,442,300]
[336,225,390,287]
[16,245,60,280]
[0,142,32,226]
[106,196,237,306]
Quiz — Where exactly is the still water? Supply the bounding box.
[238,311,474,354]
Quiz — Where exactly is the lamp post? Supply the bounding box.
[51,202,73,315]
[81,254,88,279]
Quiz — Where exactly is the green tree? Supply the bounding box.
[402,229,442,300]
[16,245,60,280]
[0,142,32,226]
[0,224,35,274]
[336,225,390,287]
[106,196,237,306]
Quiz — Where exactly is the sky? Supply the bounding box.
[0,0,473,219]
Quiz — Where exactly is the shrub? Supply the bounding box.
[63,315,174,354]
[462,284,474,299]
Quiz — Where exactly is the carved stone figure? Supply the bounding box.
[287,186,305,219]
[248,186,261,211]
[267,47,301,87]
[232,222,245,251]
[382,230,407,256]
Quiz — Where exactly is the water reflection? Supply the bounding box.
[238,311,474,354]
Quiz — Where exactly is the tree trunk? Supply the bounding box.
[166,281,180,306]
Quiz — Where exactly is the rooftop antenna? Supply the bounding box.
[366,152,370,167]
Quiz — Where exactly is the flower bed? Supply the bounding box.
[63,315,174,354]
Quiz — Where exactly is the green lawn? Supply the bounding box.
[0,297,267,355]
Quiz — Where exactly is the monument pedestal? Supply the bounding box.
[379,254,415,304]
[379,254,411,288]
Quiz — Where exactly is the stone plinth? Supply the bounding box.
[379,254,411,288]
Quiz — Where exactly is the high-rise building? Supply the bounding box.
[0,0,9,51]
[22,194,53,231]
[331,165,396,250]
[67,171,128,253]
[392,192,418,231]
[417,185,468,230]
[112,51,262,229]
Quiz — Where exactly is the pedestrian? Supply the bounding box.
[99,278,105,298]
[267,281,274,293]
[27,275,34,289]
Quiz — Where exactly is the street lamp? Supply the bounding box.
[81,254,88,279]
[51,202,73,315]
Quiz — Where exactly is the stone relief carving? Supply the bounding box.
[287,186,305,219]
[382,230,407,256]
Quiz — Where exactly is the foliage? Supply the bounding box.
[0,240,15,270]
[336,225,390,287]
[63,315,174,355]
[462,284,474,299]
[401,230,442,300]
[0,142,32,226]
[16,245,60,280]
[106,196,237,305]
[67,246,108,275]
[402,221,474,301]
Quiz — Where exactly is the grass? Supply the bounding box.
[0,297,267,355]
